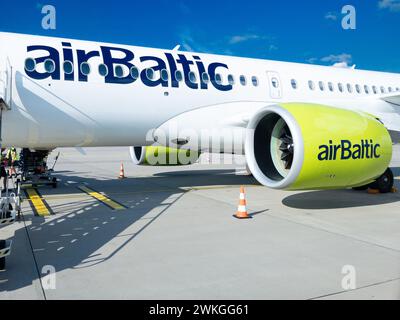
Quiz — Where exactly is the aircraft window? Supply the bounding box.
[271,77,279,88]
[63,61,74,75]
[355,84,361,94]
[388,87,393,93]
[318,81,325,91]
[347,84,353,93]
[24,58,36,72]
[240,75,247,86]
[364,85,370,94]
[252,76,259,87]
[44,59,56,73]
[80,62,91,76]
[380,86,386,93]
[228,74,235,85]
[328,82,334,92]
[189,71,197,83]
[291,79,297,89]
[396,87,400,92]
[202,72,210,83]
[175,70,183,82]
[338,83,344,92]
[372,86,378,94]
[161,69,169,81]
[130,66,139,80]
[115,65,124,78]
[146,68,155,80]
[308,80,315,90]
[215,73,222,85]
[98,64,108,77]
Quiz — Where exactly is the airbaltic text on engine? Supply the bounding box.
[318,140,380,161]
[24,43,233,91]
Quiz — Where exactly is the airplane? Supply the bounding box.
[0,31,399,194]
[1,31,400,269]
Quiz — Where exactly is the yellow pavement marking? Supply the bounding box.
[79,186,126,210]
[25,188,51,217]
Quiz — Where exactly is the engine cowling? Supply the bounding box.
[245,103,393,190]
[130,146,200,166]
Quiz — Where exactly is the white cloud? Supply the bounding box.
[307,53,353,65]
[268,44,278,51]
[180,33,195,52]
[325,12,338,21]
[178,29,209,53]
[177,29,277,56]
[378,0,400,12]
[320,53,353,64]
[306,57,319,64]
[229,34,262,44]
[229,33,278,53]
[332,62,352,68]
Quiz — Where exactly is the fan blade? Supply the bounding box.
[281,152,290,161]
[280,135,292,144]
[285,154,294,170]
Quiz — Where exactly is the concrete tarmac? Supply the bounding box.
[1,146,399,299]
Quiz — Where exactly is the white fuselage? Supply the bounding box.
[0,32,399,150]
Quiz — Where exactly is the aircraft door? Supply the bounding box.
[0,57,12,110]
[266,71,282,99]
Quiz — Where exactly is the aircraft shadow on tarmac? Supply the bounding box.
[0,169,257,293]
[283,167,400,210]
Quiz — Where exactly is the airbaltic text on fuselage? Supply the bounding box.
[25,43,233,91]
[318,140,381,161]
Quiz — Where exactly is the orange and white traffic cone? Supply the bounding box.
[233,186,252,219]
[118,163,126,179]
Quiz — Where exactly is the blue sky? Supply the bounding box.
[1,0,399,72]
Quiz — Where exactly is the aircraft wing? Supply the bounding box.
[373,93,400,137]
[380,93,400,106]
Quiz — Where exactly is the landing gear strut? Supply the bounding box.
[353,168,394,194]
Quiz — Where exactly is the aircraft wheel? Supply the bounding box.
[369,168,394,194]
[352,185,369,191]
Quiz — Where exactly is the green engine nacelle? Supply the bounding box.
[130,146,200,166]
[245,103,393,190]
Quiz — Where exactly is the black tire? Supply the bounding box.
[0,240,6,270]
[352,185,369,191]
[370,168,394,194]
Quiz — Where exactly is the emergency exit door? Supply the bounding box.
[266,71,282,99]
